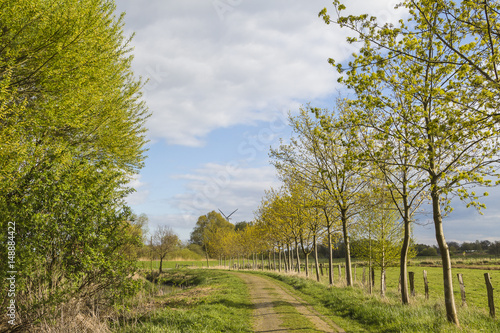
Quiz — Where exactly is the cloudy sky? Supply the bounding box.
[115,0,499,245]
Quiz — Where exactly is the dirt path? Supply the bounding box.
[231,272,345,333]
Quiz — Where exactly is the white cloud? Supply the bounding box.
[125,174,150,206]
[117,0,406,147]
[171,162,281,223]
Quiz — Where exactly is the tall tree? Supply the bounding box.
[340,104,427,304]
[152,226,179,273]
[272,105,369,286]
[320,0,500,324]
[352,193,414,296]
[190,211,234,266]
[189,211,233,246]
[0,0,149,329]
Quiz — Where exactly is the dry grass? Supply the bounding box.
[30,301,112,333]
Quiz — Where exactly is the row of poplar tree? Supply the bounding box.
[203,0,500,327]
[0,1,149,331]
[302,1,500,326]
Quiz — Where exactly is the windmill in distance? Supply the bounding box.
[218,208,238,222]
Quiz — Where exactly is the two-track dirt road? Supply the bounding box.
[232,272,345,333]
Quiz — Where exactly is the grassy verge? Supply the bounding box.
[112,269,253,332]
[262,271,499,332]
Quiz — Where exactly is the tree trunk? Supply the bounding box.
[328,231,334,286]
[273,249,276,270]
[305,253,309,277]
[286,244,293,273]
[341,210,353,286]
[381,222,385,297]
[279,246,282,272]
[288,243,293,272]
[431,184,459,326]
[381,267,386,297]
[368,261,372,294]
[400,213,411,304]
[314,235,320,282]
[295,242,301,273]
[283,246,290,273]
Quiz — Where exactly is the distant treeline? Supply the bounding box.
[314,240,500,259]
[416,240,500,257]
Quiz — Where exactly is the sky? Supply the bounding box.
[114,0,500,245]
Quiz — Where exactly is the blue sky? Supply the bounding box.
[115,0,500,245]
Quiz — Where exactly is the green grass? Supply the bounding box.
[272,300,319,332]
[112,269,253,332]
[305,259,499,312]
[263,271,500,332]
[381,266,499,310]
[115,265,499,332]
[127,259,499,332]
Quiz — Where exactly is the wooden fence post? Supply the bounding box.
[423,270,429,300]
[354,265,357,283]
[338,265,342,282]
[409,272,415,296]
[484,273,495,318]
[320,263,324,276]
[457,273,466,307]
[371,267,375,288]
[362,267,366,285]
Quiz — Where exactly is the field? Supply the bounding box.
[282,258,500,312]
[121,258,500,332]
[137,257,499,312]
[135,259,219,270]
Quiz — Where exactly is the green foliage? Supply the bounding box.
[123,213,149,260]
[0,0,148,329]
[168,247,204,260]
[187,243,206,257]
[352,198,414,269]
[418,247,438,257]
[189,211,234,247]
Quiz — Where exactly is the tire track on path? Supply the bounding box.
[231,272,345,333]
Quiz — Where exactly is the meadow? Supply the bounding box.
[123,257,500,332]
[136,256,499,313]
[135,259,219,270]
